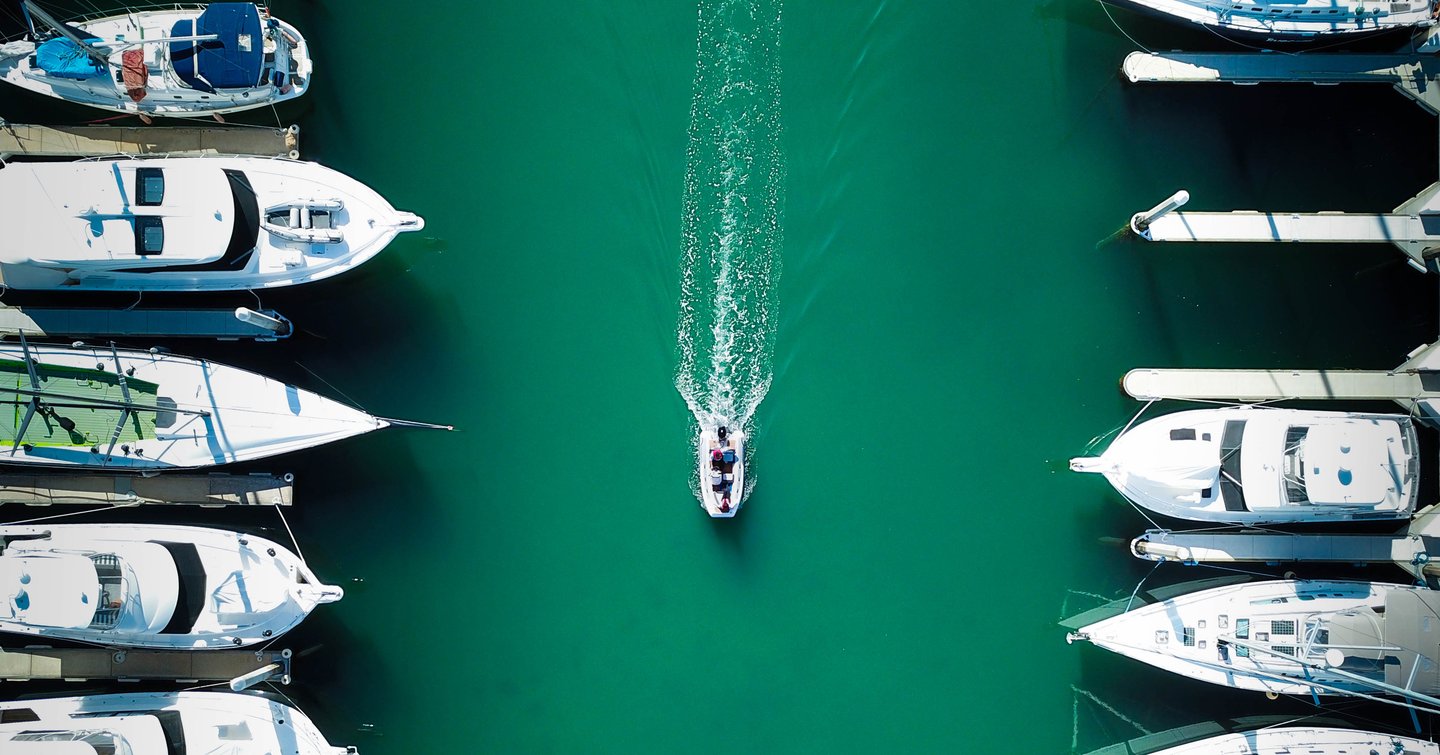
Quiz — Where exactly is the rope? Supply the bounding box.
[1123,559,1164,613]
[1096,1,1154,54]
[274,502,305,563]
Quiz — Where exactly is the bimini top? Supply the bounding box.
[170,3,263,91]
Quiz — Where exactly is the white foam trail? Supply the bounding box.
[675,0,784,465]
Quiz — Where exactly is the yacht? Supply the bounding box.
[0,2,310,118]
[1066,579,1440,712]
[0,691,355,754]
[0,523,339,649]
[698,425,745,517]
[0,155,422,291]
[1100,0,1438,45]
[0,335,447,470]
[1070,407,1418,524]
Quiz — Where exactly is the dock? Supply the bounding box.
[1122,368,1424,403]
[0,646,291,684]
[0,472,293,507]
[1130,502,1440,581]
[1122,50,1440,114]
[0,122,299,159]
[0,306,292,341]
[1121,46,1440,272]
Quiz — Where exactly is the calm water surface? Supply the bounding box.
[0,0,1437,752]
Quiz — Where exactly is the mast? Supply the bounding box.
[20,1,107,66]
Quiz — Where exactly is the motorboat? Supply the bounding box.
[0,2,310,118]
[0,154,422,291]
[0,691,355,754]
[1086,721,1438,755]
[1099,0,1437,45]
[1065,578,1440,713]
[1070,407,1418,524]
[697,424,745,517]
[0,334,448,470]
[0,523,338,649]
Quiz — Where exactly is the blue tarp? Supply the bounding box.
[35,37,103,79]
[170,3,263,91]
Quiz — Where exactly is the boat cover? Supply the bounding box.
[35,37,102,79]
[170,3,263,91]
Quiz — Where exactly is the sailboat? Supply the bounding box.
[1070,407,1419,524]
[1086,720,1439,755]
[1066,578,1440,714]
[0,523,339,649]
[697,424,746,517]
[0,2,311,118]
[0,154,423,292]
[0,334,449,470]
[1100,0,1439,45]
[0,691,355,754]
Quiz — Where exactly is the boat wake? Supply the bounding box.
[674,0,784,495]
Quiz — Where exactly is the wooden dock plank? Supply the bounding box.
[0,473,293,506]
[0,123,297,159]
[0,647,288,682]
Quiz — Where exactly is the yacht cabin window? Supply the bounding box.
[134,216,164,257]
[135,168,164,206]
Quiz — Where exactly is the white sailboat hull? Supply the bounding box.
[1102,0,1436,43]
[1070,579,1440,702]
[0,5,312,117]
[1133,726,1440,755]
[0,341,387,471]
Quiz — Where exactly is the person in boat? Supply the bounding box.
[711,448,724,468]
[709,466,724,491]
[719,495,731,514]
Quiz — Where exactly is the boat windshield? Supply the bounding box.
[11,729,133,755]
[1282,426,1309,504]
[88,553,128,629]
[1219,420,1248,511]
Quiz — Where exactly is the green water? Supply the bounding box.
[1,0,1439,751]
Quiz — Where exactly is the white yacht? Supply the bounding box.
[1070,407,1419,524]
[1066,579,1440,711]
[1101,0,1438,44]
[0,2,310,118]
[697,425,745,517]
[1102,726,1440,755]
[0,523,339,649]
[0,335,445,470]
[0,155,422,291]
[0,691,355,754]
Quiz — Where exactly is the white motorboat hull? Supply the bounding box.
[0,341,387,470]
[0,691,353,754]
[0,6,312,117]
[0,156,423,292]
[0,523,340,649]
[697,427,745,518]
[1101,0,1436,44]
[1071,407,1418,524]
[1067,579,1440,701]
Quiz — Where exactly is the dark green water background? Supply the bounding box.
[1,0,1440,752]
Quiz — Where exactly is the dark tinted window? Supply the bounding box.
[135,216,164,256]
[136,167,164,206]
